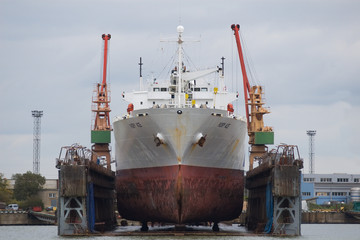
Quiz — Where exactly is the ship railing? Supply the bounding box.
[167,99,202,108]
[166,98,175,107]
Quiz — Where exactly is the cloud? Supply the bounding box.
[268,101,360,174]
[1,0,360,178]
[0,134,33,178]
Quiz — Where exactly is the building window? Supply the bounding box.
[332,192,347,196]
[302,192,311,196]
[337,178,349,182]
[49,193,56,198]
[304,178,315,182]
[153,88,160,92]
[354,178,360,183]
[161,88,167,92]
[201,88,208,92]
[316,192,329,196]
[320,178,332,182]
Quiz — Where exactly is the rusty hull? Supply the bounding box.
[116,165,244,224]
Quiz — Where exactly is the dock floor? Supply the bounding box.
[68,224,267,237]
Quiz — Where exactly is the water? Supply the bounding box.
[0,224,359,240]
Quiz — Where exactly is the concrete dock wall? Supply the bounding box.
[0,212,49,225]
[302,212,360,224]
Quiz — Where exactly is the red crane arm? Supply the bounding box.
[101,34,111,92]
[231,24,250,127]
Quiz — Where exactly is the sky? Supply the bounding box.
[1,0,359,179]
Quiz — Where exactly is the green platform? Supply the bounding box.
[254,131,274,145]
[91,130,111,144]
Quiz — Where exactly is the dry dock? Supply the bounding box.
[56,145,116,235]
[56,145,304,237]
[245,145,303,235]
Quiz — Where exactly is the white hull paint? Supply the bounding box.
[114,108,247,171]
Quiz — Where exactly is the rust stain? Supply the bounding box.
[173,122,187,148]
[231,139,240,154]
[190,143,197,154]
[175,127,181,151]
[116,166,244,224]
[176,165,183,223]
[177,156,181,163]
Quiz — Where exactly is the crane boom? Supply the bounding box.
[101,34,111,92]
[231,24,250,127]
[231,24,274,170]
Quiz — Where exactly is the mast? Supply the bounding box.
[139,57,143,91]
[177,25,184,107]
[219,57,225,91]
[221,56,225,77]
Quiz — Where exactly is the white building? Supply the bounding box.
[301,173,360,204]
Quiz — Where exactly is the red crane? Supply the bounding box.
[231,24,274,170]
[231,24,251,128]
[91,34,112,169]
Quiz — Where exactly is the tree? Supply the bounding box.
[12,171,45,201]
[18,195,44,210]
[0,173,13,203]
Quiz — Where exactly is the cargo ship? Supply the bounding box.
[113,26,247,230]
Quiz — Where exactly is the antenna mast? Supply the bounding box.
[32,110,43,174]
[177,25,184,107]
[139,57,143,90]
